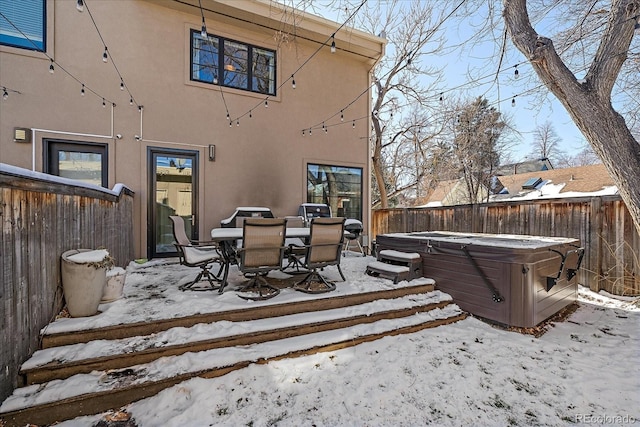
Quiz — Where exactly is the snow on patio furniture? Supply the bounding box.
[169,215,226,292]
[293,217,346,294]
[365,250,423,284]
[236,218,287,301]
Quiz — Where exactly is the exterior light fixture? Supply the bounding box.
[208,144,216,161]
[14,127,31,143]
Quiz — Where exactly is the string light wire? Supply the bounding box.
[0,10,116,107]
[83,0,140,107]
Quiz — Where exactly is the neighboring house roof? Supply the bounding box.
[422,178,489,207]
[494,158,554,176]
[492,163,616,201]
[422,163,615,207]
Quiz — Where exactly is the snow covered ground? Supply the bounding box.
[45,255,639,427]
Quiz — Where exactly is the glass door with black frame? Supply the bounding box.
[148,149,199,258]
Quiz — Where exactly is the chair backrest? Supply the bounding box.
[169,215,190,246]
[239,218,287,272]
[306,217,345,267]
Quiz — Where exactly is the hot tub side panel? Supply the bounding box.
[375,234,579,328]
[374,235,512,325]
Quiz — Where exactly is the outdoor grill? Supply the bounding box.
[344,219,366,256]
[220,207,274,228]
[297,203,331,227]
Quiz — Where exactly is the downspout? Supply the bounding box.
[366,37,386,253]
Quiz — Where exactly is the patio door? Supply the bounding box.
[148,148,199,258]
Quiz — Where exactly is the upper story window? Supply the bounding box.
[0,0,45,51]
[191,30,276,96]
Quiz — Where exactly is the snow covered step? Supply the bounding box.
[21,291,452,385]
[366,250,423,284]
[1,304,466,427]
[41,280,437,348]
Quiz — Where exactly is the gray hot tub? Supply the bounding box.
[375,231,584,328]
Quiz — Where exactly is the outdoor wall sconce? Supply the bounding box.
[13,127,31,143]
[208,144,216,161]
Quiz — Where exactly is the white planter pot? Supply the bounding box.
[61,249,108,317]
[102,267,126,302]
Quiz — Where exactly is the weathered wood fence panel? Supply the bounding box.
[0,166,134,402]
[372,196,639,297]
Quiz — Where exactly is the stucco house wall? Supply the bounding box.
[0,0,384,258]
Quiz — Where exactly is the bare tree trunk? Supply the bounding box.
[503,0,640,235]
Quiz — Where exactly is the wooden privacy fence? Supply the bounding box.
[372,195,640,297]
[0,165,134,402]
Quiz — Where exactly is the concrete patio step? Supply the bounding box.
[1,283,466,427]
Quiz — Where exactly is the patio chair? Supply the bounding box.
[293,217,346,294]
[236,218,287,300]
[343,218,366,257]
[169,215,225,291]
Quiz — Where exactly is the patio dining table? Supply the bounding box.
[209,227,313,292]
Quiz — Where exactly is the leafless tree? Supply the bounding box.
[451,97,505,204]
[503,0,640,234]
[359,0,461,208]
[527,121,565,165]
[556,143,601,168]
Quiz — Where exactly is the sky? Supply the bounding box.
[429,3,589,163]
[2,255,639,426]
[319,1,593,163]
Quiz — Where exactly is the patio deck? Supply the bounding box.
[0,256,466,427]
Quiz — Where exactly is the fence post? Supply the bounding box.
[403,208,409,233]
[590,197,603,292]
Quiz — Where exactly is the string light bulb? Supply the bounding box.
[213,74,218,84]
[229,121,232,127]
[330,35,336,53]
[81,84,85,96]
[226,112,230,121]
[309,128,312,136]
[129,97,133,105]
[352,120,355,129]
[201,16,207,38]
[120,80,125,91]
[264,99,268,108]
[102,47,108,63]
[511,97,516,107]
[249,110,252,118]
[76,0,84,12]
[302,129,305,137]
[49,59,54,74]
[439,93,444,102]
[236,120,239,127]
[291,75,296,89]
[514,64,519,79]
[2,88,8,101]
[341,110,344,121]
[102,98,106,107]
